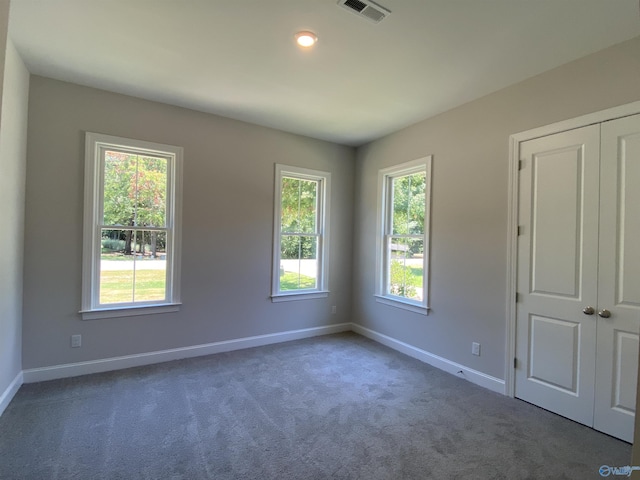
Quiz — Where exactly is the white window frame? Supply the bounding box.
[81,132,183,320]
[375,156,432,315]
[271,164,331,302]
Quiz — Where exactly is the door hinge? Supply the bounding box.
[517,225,524,236]
[514,357,517,369]
[515,292,519,303]
[519,159,525,170]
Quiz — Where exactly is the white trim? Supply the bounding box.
[352,323,506,394]
[22,323,352,383]
[375,156,432,311]
[505,101,640,397]
[271,164,331,299]
[505,134,519,397]
[374,295,428,315]
[81,132,183,319]
[79,303,181,320]
[510,101,640,144]
[271,291,329,302]
[17,324,506,396]
[0,371,23,417]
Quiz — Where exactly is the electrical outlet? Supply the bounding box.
[331,305,337,314]
[472,342,480,356]
[71,334,82,348]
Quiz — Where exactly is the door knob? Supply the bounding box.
[598,309,612,318]
[582,306,595,315]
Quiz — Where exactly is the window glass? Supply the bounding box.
[388,171,426,301]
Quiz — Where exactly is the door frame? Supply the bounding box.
[505,100,640,397]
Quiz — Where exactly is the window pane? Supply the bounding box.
[103,151,136,227]
[133,231,167,302]
[281,177,299,232]
[281,177,317,234]
[136,156,167,227]
[279,235,318,291]
[388,237,424,301]
[100,228,134,304]
[298,179,317,234]
[103,152,168,228]
[99,229,167,304]
[392,172,426,235]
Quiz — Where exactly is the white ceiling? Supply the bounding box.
[8,0,640,146]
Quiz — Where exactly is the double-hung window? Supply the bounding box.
[272,164,330,301]
[376,156,432,314]
[81,132,183,319]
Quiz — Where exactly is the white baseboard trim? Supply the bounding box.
[351,323,506,395]
[20,323,506,395]
[22,323,352,383]
[0,371,23,417]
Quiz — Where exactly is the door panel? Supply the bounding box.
[594,114,640,442]
[516,124,600,426]
[612,331,638,413]
[530,147,584,298]
[616,129,640,307]
[528,315,580,393]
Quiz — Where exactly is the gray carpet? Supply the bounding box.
[0,332,631,479]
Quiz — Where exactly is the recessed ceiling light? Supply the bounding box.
[295,31,318,48]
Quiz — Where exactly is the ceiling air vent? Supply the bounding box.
[338,0,390,24]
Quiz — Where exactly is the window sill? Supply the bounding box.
[80,303,181,320]
[271,291,329,303]
[374,295,429,315]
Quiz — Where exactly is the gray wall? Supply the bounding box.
[353,35,640,380]
[22,76,354,369]
[0,23,29,395]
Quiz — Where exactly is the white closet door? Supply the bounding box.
[515,124,601,426]
[594,114,640,443]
